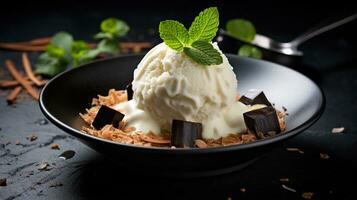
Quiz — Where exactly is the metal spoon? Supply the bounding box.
[217,13,357,66]
[252,13,357,56]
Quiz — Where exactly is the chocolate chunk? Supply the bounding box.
[171,120,202,148]
[92,105,124,129]
[126,83,133,100]
[239,89,272,106]
[0,177,6,186]
[243,106,280,138]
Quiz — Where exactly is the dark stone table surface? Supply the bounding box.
[1,2,356,200]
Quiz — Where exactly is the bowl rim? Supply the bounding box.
[39,53,326,155]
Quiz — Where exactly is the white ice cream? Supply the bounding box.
[113,42,261,139]
[112,100,160,134]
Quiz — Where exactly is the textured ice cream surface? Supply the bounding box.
[132,42,237,136]
[119,42,266,139]
[112,100,160,134]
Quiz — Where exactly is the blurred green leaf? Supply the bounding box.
[35,53,68,76]
[35,18,129,77]
[46,44,66,58]
[71,41,92,67]
[96,39,119,54]
[51,31,73,53]
[100,18,129,37]
[71,41,90,58]
[238,44,262,59]
[72,49,102,67]
[226,19,256,42]
[94,32,113,40]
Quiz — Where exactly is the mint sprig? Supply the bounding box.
[35,18,129,76]
[184,41,222,65]
[159,7,223,66]
[159,20,189,52]
[188,7,219,43]
[226,18,263,59]
[226,19,256,43]
[238,44,262,59]
[35,32,72,76]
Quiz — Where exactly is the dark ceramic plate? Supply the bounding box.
[39,54,325,177]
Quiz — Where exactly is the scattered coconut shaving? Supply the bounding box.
[331,127,344,134]
[302,192,314,199]
[286,147,304,154]
[320,153,330,160]
[80,89,286,148]
[279,177,290,183]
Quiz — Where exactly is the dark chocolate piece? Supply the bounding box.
[126,83,133,100]
[239,89,272,106]
[92,105,124,129]
[243,106,280,139]
[0,177,6,186]
[171,120,202,148]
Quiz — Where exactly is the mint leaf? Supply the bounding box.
[35,53,68,77]
[101,18,129,37]
[94,32,113,40]
[72,49,101,67]
[35,32,73,76]
[159,20,189,51]
[50,32,73,53]
[226,19,256,42]
[188,7,219,43]
[71,41,92,67]
[238,45,262,59]
[46,44,66,58]
[183,40,222,65]
[96,39,119,54]
[71,41,90,55]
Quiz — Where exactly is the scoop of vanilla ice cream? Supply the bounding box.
[131,42,246,138]
[112,100,160,134]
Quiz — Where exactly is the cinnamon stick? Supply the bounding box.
[0,80,22,88]
[22,53,42,86]
[27,37,51,46]
[0,77,46,88]
[5,60,39,100]
[0,80,35,88]
[0,39,152,52]
[6,86,22,104]
[120,42,152,49]
[0,43,45,52]
[3,37,51,46]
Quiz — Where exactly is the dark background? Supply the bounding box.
[1,1,357,200]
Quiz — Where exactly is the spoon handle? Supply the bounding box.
[290,13,357,47]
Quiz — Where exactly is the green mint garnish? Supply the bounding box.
[159,20,189,52]
[46,44,66,58]
[36,18,129,76]
[95,18,129,39]
[70,41,91,67]
[35,32,72,76]
[100,18,129,38]
[35,52,68,76]
[238,44,262,59]
[50,32,74,53]
[188,7,219,44]
[184,40,223,65]
[159,7,223,66]
[226,19,256,42]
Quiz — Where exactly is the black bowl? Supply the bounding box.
[39,54,325,177]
